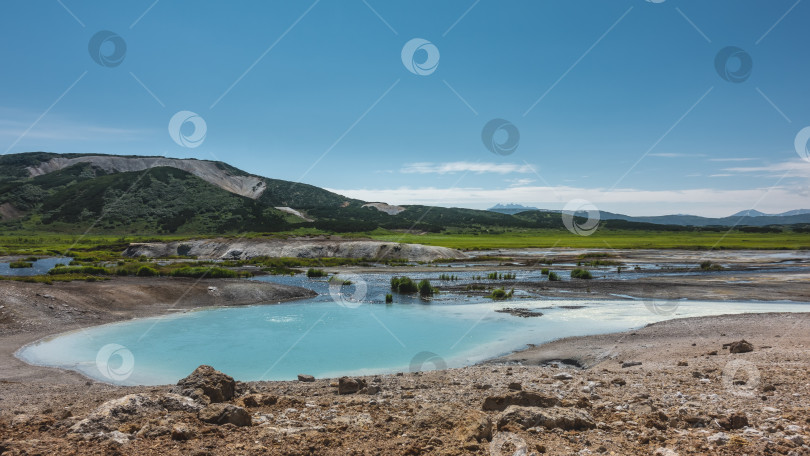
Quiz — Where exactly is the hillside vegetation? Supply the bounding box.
[1,152,808,250]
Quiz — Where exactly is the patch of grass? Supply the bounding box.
[570,268,593,279]
[487,272,516,280]
[385,293,393,304]
[370,229,810,250]
[1,274,110,284]
[9,261,33,268]
[540,268,550,275]
[48,265,110,275]
[577,253,613,259]
[547,271,560,281]
[306,268,327,278]
[136,265,159,277]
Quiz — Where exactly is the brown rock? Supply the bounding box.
[718,413,748,430]
[611,378,626,386]
[508,382,522,391]
[198,404,251,427]
[482,391,560,412]
[495,405,595,431]
[358,385,381,395]
[729,340,754,354]
[171,424,195,441]
[297,374,315,382]
[173,365,235,403]
[337,377,367,395]
[453,411,493,443]
[237,394,278,408]
[69,394,162,435]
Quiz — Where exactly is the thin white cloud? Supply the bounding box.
[326,184,810,217]
[708,157,757,162]
[506,178,536,187]
[649,152,706,158]
[724,159,810,177]
[401,161,534,175]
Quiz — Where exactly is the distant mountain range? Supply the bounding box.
[488,204,810,227]
[730,209,810,218]
[1,152,808,235]
[488,203,541,215]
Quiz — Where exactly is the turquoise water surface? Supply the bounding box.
[16,272,810,386]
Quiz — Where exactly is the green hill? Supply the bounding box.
[1,152,807,237]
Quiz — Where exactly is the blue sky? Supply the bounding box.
[1,0,809,216]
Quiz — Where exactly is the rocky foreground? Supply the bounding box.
[2,313,809,455]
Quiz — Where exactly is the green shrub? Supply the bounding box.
[540,268,549,275]
[136,265,159,277]
[547,271,560,281]
[417,279,435,297]
[571,268,593,279]
[9,261,33,268]
[489,288,514,300]
[391,276,418,293]
[385,293,393,303]
[24,256,39,262]
[306,268,327,278]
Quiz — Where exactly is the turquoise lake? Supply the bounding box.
[16,272,810,386]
